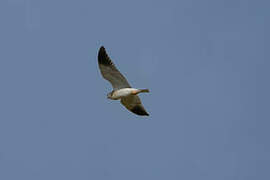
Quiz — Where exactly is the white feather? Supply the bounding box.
[111,88,138,100]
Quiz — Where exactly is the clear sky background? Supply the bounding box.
[0,0,269,179]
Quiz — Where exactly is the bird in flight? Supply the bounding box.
[97,46,150,116]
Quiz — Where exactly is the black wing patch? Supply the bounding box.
[130,105,149,116]
[98,46,114,66]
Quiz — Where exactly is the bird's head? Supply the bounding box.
[107,91,113,99]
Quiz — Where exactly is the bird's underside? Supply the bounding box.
[98,46,149,116]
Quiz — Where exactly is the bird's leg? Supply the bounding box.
[131,89,149,95]
[131,90,140,95]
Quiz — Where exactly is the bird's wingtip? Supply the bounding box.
[99,46,105,51]
[131,105,149,116]
[98,46,113,66]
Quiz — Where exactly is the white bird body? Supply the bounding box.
[110,88,139,100]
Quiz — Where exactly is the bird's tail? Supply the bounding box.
[139,89,150,93]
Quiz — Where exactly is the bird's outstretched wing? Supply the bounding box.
[98,46,131,90]
[120,95,149,116]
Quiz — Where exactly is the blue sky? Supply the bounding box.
[0,0,269,179]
